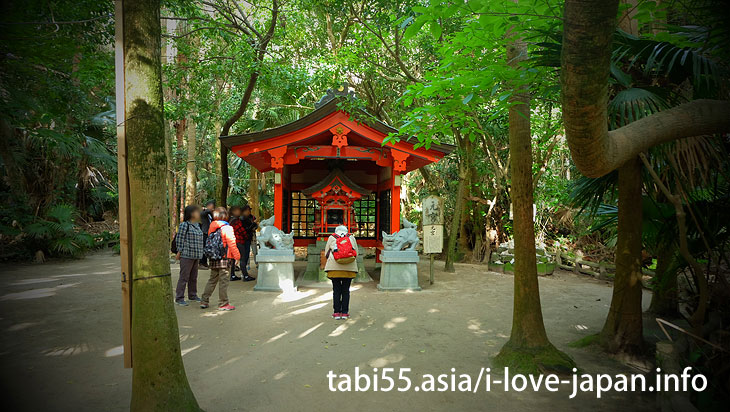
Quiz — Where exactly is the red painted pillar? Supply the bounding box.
[390,150,409,234]
[390,168,401,234]
[268,147,287,230]
[274,168,283,229]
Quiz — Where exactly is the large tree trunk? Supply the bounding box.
[121,0,199,409]
[599,157,645,354]
[185,117,196,205]
[495,30,574,374]
[212,119,222,204]
[458,138,473,253]
[444,130,467,273]
[561,0,730,178]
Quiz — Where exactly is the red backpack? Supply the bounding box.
[332,233,357,264]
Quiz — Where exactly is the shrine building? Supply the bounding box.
[220,91,454,259]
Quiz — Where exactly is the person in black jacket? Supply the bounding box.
[230,205,257,281]
[199,200,215,268]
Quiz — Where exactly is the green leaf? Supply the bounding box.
[610,61,632,87]
[430,21,442,40]
[404,18,426,41]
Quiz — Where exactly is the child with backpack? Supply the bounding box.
[200,207,240,311]
[324,225,359,320]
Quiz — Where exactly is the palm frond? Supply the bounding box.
[569,172,618,215]
[608,87,670,128]
[613,29,725,97]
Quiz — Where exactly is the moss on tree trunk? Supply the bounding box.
[599,157,645,355]
[122,0,200,409]
[494,35,574,374]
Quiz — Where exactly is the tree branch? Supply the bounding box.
[640,153,708,332]
[561,0,730,178]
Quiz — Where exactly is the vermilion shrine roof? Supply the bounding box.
[301,168,372,199]
[219,97,455,173]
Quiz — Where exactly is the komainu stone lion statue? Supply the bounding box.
[382,217,419,251]
[257,216,295,250]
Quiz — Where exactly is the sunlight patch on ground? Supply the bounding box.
[181,344,201,356]
[301,291,333,305]
[224,356,242,366]
[427,308,440,313]
[267,331,289,343]
[358,316,376,332]
[273,369,289,380]
[9,273,89,286]
[367,353,405,368]
[383,316,407,329]
[297,322,324,339]
[279,302,328,319]
[10,278,58,286]
[467,319,487,336]
[104,345,124,358]
[275,289,316,303]
[200,310,232,317]
[329,319,357,337]
[6,322,39,332]
[43,343,90,357]
[0,283,80,301]
[573,324,589,331]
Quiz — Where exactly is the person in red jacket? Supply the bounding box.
[200,207,240,311]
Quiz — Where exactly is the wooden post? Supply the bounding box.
[114,0,133,369]
[429,254,434,285]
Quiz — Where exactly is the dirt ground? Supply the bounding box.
[0,250,657,411]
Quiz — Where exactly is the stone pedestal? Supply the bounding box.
[377,250,421,291]
[354,246,373,283]
[299,241,329,287]
[254,250,295,292]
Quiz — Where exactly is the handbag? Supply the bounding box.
[171,222,189,254]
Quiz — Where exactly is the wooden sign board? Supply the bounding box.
[423,224,443,254]
[422,196,443,254]
[422,195,444,226]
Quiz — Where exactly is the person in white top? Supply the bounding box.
[324,225,359,320]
